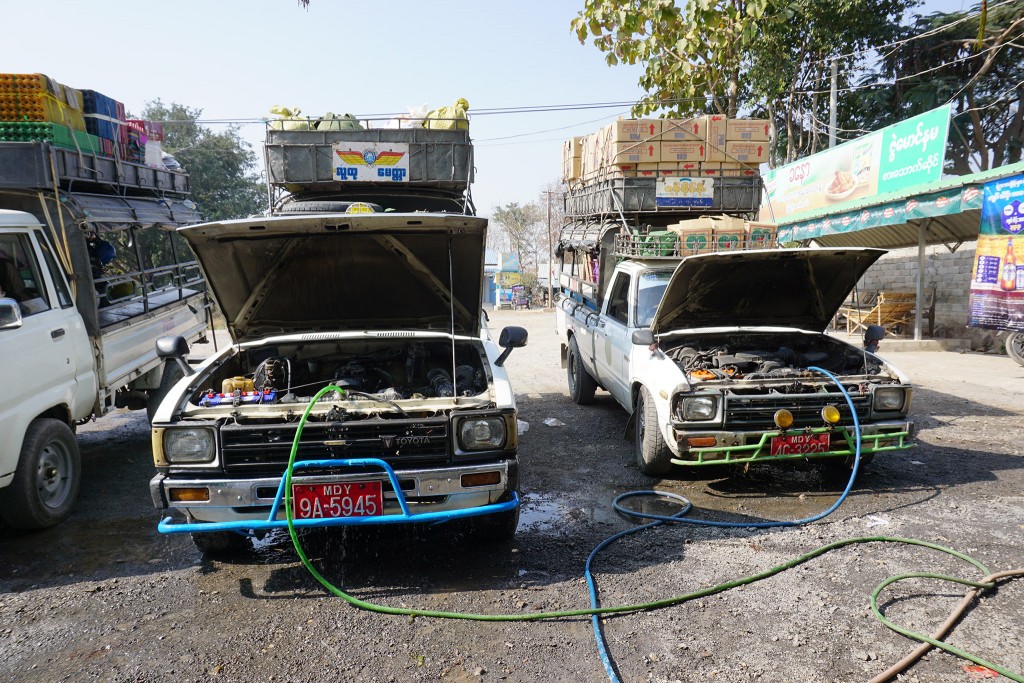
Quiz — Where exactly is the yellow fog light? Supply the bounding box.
[773,409,794,429]
[821,405,841,424]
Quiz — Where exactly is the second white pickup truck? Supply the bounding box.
[555,226,914,476]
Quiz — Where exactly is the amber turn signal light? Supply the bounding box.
[461,471,501,487]
[169,487,210,502]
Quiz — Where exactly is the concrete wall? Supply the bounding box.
[854,241,1004,349]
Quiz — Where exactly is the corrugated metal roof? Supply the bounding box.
[774,161,1024,248]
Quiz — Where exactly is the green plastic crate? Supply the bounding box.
[0,121,104,155]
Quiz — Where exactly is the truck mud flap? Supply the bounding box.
[157,457,519,535]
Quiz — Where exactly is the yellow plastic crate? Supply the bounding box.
[0,91,86,131]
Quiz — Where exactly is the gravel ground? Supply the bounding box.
[2,308,1022,683]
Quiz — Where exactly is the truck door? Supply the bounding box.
[0,232,89,469]
[594,271,631,407]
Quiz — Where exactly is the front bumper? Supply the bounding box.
[153,458,518,534]
[670,421,914,466]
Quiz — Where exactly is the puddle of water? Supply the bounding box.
[518,493,618,533]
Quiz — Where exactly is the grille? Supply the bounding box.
[219,417,450,475]
[724,392,871,430]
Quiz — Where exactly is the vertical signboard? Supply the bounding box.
[763,105,951,222]
[968,173,1024,331]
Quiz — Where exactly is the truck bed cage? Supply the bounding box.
[563,175,761,222]
[0,142,190,197]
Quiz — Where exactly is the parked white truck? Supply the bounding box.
[149,118,528,553]
[0,141,209,529]
[555,182,914,476]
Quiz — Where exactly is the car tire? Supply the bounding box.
[634,386,673,476]
[822,453,874,482]
[567,337,598,405]
[1006,332,1024,367]
[147,361,185,423]
[277,200,383,214]
[461,495,520,543]
[0,418,80,529]
[191,531,252,557]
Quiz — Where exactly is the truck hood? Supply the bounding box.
[178,213,487,343]
[652,247,885,334]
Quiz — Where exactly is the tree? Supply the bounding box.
[491,202,545,279]
[856,1,1024,173]
[138,100,265,221]
[572,0,915,165]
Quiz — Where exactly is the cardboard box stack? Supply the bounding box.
[562,115,770,183]
[665,215,778,254]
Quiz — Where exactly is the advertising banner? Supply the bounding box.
[332,142,410,182]
[656,177,714,207]
[765,105,951,223]
[968,173,1024,331]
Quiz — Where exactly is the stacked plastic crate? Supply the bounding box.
[81,89,126,159]
[0,73,106,155]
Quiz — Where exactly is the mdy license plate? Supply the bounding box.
[292,481,384,519]
[770,432,830,456]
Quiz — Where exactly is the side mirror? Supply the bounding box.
[631,329,655,346]
[156,335,194,376]
[0,297,23,330]
[495,326,528,367]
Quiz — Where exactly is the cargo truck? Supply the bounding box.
[554,173,914,477]
[0,140,210,529]
[149,117,528,554]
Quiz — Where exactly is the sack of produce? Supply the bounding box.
[424,98,469,130]
[268,105,310,131]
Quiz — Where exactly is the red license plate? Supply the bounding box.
[770,432,830,456]
[291,481,384,519]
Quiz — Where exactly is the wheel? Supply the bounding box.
[634,386,673,476]
[191,531,252,556]
[277,200,383,214]
[461,504,520,543]
[566,337,598,404]
[1006,332,1024,367]
[0,418,81,529]
[147,361,185,423]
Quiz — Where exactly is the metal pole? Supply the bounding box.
[829,59,838,149]
[546,192,553,309]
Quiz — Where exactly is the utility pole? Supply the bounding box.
[829,59,838,148]
[543,191,554,309]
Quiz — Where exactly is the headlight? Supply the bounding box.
[457,417,506,450]
[163,428,216,463]
[873,387,906,411]
[678,395,718,421]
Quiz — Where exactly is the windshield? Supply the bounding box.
[636,270,673,327]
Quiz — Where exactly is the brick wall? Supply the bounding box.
[854,241,1001,348]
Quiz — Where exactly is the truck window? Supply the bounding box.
[0,234,51,316]
[37,238,74,309]
[636,270,672,328]
[606,273,631,325]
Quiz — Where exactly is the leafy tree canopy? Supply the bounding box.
[137,100,265,221]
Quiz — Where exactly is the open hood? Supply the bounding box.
[652,247,885,334]
[178,213,487,343]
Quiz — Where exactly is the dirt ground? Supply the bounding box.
[2,308,1022,683]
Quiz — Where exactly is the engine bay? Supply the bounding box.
[189,337,492,410]
[663,331,888,384]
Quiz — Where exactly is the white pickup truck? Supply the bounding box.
[148,120,528,554]
[555,226,914,476]
[0,146,209,529]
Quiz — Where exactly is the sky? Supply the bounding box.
[5,0,649,219]
[6,0,970,219]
